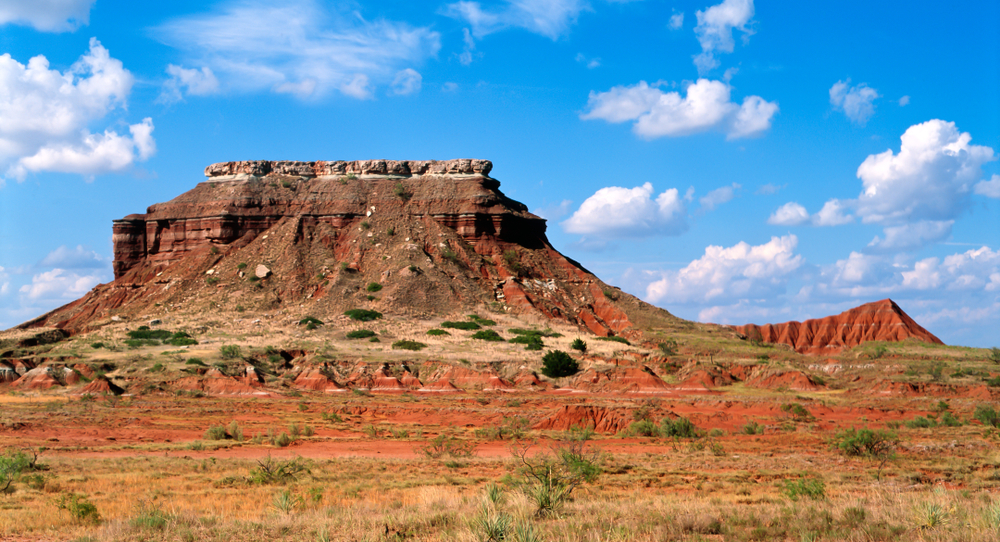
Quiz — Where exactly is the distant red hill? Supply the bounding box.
[733,299,943,355]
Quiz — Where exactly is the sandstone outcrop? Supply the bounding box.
[19,159,677,339]
[733,299,943,355]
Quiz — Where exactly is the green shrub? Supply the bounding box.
[468,315,496,326]
[441,320,481,330]
[90,342,106,349]
[366,282,383,292]
[1,451,29,493]
[509,328,562,338]
[164,331,197,346]
[344,309,382,321]
[660,417,701,438]
[298,316,324,327]
[595,336,629,345]
[987,347,1000,364]
[626,419,658,437]
[206,276,220,285]
[658,339,678,356]
[939,411,962,427]
[905,416,936,429]
[834,428,898,458]
[220,345,242,359]
[393,340,427,351]
[346,329,376,339]
[781,403,812,419]
[510,334,544,350]
[540,350,579,378]
[974,405,1000,427]
[237,263,247,270]
[204,425,229,440]
[125,338,159,348]
[426,329,450,336]
[741,421,764,435]
[393,181,413,201]
[56,493,101,524]
[502,249,522,274]
[783,476,826,501]
[570,338,587,352]
[471,330,504,342]
[186,358,206,366]
[986,376,1000,387]
[127,328,172,340]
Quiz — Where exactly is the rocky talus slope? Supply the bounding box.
[18,159,676,337]
[733,299,944,355]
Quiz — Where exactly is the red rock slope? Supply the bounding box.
[19,159,677,338]
[733,299,943,355]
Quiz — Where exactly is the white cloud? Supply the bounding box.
[391,69,422,95]
[444,0,589,40]
[155,0,440,99]
[0,0,94,32]
[812,198,854,226]
[0,39,154,181]
[575,53,600,69]
[645,235,803,304]
[829,79,880,126]
[458,28,477,65]
[158,65,220,104]
[755,183,783,195]
[669,11,684,30]
[18,268,104,301]
[339,74,372,100]
[700,183,740,211]
[38,245,106,269]
[767,202,809,226]
[898,95,910,106]
[581,79,777,140]
[866,220,954,252]
[974,174,1000,198]
[442,82,459,92]
[692,0,755,74]
[855,119,996,225]
[562,182,688,238]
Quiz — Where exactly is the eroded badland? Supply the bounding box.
[2,160,999,542]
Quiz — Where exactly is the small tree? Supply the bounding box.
[541,350,579,378]
[570,338,587,352]
[989,347,1000,364]
[834,427,898,480]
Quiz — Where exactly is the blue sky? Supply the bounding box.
[1,0,998,347]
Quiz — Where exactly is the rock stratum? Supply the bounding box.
[733,299,944,355]
[19,159,674,337]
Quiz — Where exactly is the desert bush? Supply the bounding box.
[426,329,450,336]
[393,181,413,201]
[475,417,530,440]
[510,334,544,350]
[502,249,522,274]
[905,416,937,429]
[939,411,962,427]
[392,340,427,351]
[658,338,678,356]
[509,328,562,338]
[471,330,504,342]
[366,282,382,292]
[468,315,496,326]
[540,350,579,378]
[346,329,376,339]
[0,451,30,493]
[185,358,206,366]
[204,425,228,440]
[129,503,173,531]
[782,476,826,501]
[441,248,461,264]
[219,345,242,359]
[56,493,101,524]
[835,427,898,457]
[626,419,658,437]
[418,434,475,459]
[595,335,630,345]
[344,309,382,321]
[660,417,701,438]
[127,327,173,340]
[164,331,197,346]
[512,427,600,517]
[90,342,105,349]
[781,403,813,419]
[441,320,481,330]
[741,421,764,435]
[248,456,308,485]
[974,404,1000,427]
[570,338,587,352]
[989,347,1000,364]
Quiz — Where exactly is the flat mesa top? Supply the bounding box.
[204,159,493,179]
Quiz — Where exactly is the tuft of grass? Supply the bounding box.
[595,336,630,345]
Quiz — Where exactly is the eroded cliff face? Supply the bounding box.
[733,299,944,355]
[23,159,663,337]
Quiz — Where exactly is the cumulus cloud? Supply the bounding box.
[700,183,740,211]
[855,119,995,225]
[692,0,755,74]
[158,65,220,104]
[18,268,104,301]
[0,38,155,181]
[562,182,687,238]
[974,174,1000,198]
[644,235,803,304]
[0,0,94,32]
[866,220,953,252]
[443,0,589,40]
[155,0,440,99]
[767,202,809,226]
[390,68,422,95]
[581,79,777,140]
[829,79,880,126]
[812,198,854,226]
[669,11,684,30]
